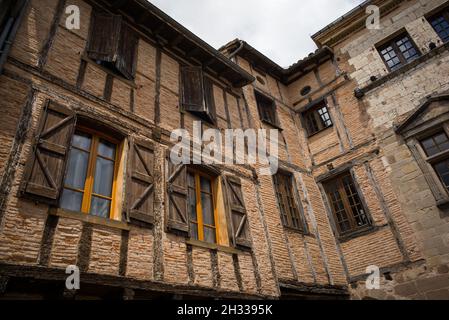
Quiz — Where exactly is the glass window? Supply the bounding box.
[302,101,333,136]
[420,132,449,193]
[429,9,449,43]
[273,172,305,231]
[60,130,118,219]
[187,171,217,244]
[378,33,420,72]
[324,173,371,236]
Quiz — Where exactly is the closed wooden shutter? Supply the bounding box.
[115,22,138,80]
[23,101,76,203]
[223,176,252,249]
[126,139,155,226]
[203,76,217,123]
[87,14,122,63]
[166,151,189,235]
[181,66,205,113]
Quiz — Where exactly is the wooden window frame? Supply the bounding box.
[61,125,121,220]
[377,32,421,72]
[273,171,306,232]
[428,8,449,44]
[324,172,372,237]
[254,91,279,128]
[187,168,220,244]
[302,101,333,137]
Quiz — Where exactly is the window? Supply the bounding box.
[180,66,216,124]
[302,101,333,136]
[255,91,278,127]
[324,173,371,236]
[420,131,449,192]
[187,170,218,244]
[60,128,119,219]
[87,13,138,80]
[0,0,27,73]
[429,8,449,44]
[273,172,305,231]
[378,33,420,72]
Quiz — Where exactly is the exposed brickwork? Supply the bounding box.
[0,0,448,300]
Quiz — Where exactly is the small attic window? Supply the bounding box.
[301,86,312,96]
[256,76,266,85]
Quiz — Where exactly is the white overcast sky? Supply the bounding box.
[149,0,365,68]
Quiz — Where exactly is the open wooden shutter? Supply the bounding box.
[166,151,189,235]
[87,13,122,63]
[223,176,252,249]
[126,139,155,226]
[181,66,205,113]
[115,22,138,80]
[203,76,217,123]
[23,101,76,203]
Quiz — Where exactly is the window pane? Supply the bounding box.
[190,223,199,240]
[188,186,197,221]
[203,227,216,244]
[201,192,215,226]
[93,157,115,197]
[421,132,449,156]
[72,132,92,151]
[430,15,449,43]
[435,160,449,191]
[65,148,89,190]
[98,139,116,159]
[90,196,111,218]
[60,189,83,212]
[188,172,195,188]
[200,176,212,193]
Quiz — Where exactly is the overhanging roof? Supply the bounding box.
[220,39,334,85]
[311,0,406,48]
[90,0,255,87]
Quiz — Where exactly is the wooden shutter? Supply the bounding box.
[126,139,155,226]
[87,14,122,63]
[115,22,138,80]
[23,101,76,203]
[181,66,205,113]
[223,176,252,249]
[166,151,189,235]
[203,76,217,123]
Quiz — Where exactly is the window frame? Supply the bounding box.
[254,90,279,128]
[323,171,372,237]
[428,6,449,44]
[415,126,449,200]
[377,32,421,72]
[187,168,220,244]
[60,125,121,220]
[273,171,307,232]
[302,100,333,137]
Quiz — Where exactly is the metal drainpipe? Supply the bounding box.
[0,0,30,75]
[228,40,245,61]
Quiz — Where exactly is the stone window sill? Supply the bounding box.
[49,208,131,231]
